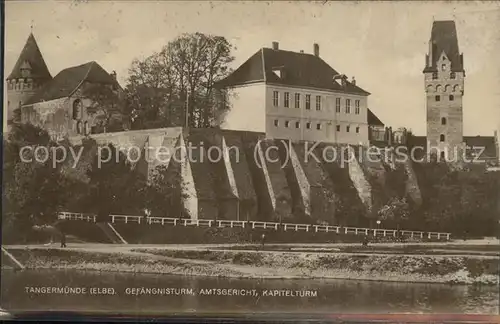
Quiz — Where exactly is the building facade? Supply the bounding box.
[216,42,375,145]
[6,33,123,140]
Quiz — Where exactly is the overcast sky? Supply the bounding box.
[4,1,500,136]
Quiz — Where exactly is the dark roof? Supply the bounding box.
[423,20,464,73]
[216,47,370,95]
[408,135,497,161]
[464,136,497,160]
[7,33,52,81]
[368,109,384,126]
[25,61,119,105]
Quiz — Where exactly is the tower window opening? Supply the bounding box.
[435,95,440,102]
[441,64,446,71]
[449,95,454,101]
[440,151,445,160]
[440,134,445,142]
[432,72,438,80]
[73,99,82,120]
[441,117,447,125]
[450,72,456,79]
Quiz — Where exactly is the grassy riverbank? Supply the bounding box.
[4,246,499,286]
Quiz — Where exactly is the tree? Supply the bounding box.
[378,197,410,230]
[2,124,71,242]
[85,143,147,219]
[83,83,127,133]
[143,165,183,217]
[126,32,234,129]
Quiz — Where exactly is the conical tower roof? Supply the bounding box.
[7,33,52,81]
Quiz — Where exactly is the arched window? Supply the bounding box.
[453,85,460,92]
[436,84,442,92]
[441,117,447,125]
[444,84,451,92]
[440,134,445,142]
[440,151,446,160]
[73,99,82,120]
[76,121,83,134]
[84,121,90,135]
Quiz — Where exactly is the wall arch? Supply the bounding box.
[444,84,451,92]
[436,84,442,92]
[453,85,460,92]
[426,84,434,93]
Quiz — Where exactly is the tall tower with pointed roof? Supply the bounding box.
[423,20,465,161]
[6,33,52,124]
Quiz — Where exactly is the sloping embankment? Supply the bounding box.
[5,247,498,286]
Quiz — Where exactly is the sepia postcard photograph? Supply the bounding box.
[1,0,499,321]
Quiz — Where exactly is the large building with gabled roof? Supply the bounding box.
[215,42,376,145]
[6,33,123,139]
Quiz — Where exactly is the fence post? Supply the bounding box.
[446,233,450,240]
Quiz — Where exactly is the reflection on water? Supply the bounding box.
[1,269,498,315]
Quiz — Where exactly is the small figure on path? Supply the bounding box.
[60,229,67,248]
[260,233,266,249]
[362,235,369,247]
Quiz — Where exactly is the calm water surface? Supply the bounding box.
[1,269,498,315]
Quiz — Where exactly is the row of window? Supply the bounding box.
[272,91,361,114]
[434,95,455,102]
[76,120,92,135]
[273,119,360,133]
[8,82,38,91]
[427,84,461,93]
[432,71,456,79]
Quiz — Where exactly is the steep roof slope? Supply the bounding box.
[7,33,52,81]
[216,47,370,95]
[368,109,384,126]
[25,61,119,105]
[424,20,464,73]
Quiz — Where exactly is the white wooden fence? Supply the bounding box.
[57,211,451,240]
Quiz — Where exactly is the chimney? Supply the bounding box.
[341,74,347,87]
[272,41,279,50]
[110,70,117,80]
[351,76,356,86]
[300,50,304,53]
[313,43,319,57]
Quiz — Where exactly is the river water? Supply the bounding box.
[1,269,498,315]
